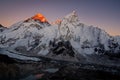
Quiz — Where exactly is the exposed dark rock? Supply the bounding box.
[0,24,7,32]
[0,24,4,27]
[0,54,120,80]
[0,54,19,80]
[50,40,75,57]
[40,64,120,80]
[15,46,27,53]
[0,54,17,64]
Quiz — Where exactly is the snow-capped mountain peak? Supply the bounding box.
[0,11,120,61]
[9,13,50,32]
[31,13,48,23]
[59,11,120,55]
[63,11,79,22]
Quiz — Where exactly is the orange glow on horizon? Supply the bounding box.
[32,13,47,22]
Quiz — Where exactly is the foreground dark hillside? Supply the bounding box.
[0,54,120,80]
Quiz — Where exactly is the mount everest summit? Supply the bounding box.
[0,11,120,62]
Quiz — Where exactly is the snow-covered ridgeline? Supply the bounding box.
[0,11,120,61]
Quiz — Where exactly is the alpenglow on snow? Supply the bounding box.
[0,11,120,61]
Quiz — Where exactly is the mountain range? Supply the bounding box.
[0,11,120,63]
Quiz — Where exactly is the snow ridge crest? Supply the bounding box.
[62,11,79,23]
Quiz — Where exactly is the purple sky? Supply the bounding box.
[0,0,120,36]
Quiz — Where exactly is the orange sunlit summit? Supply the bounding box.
[32,13,47,22]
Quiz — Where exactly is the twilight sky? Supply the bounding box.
[0,0,120,36]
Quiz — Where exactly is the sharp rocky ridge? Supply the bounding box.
[0,11,120,61]
[0,24,7,32]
